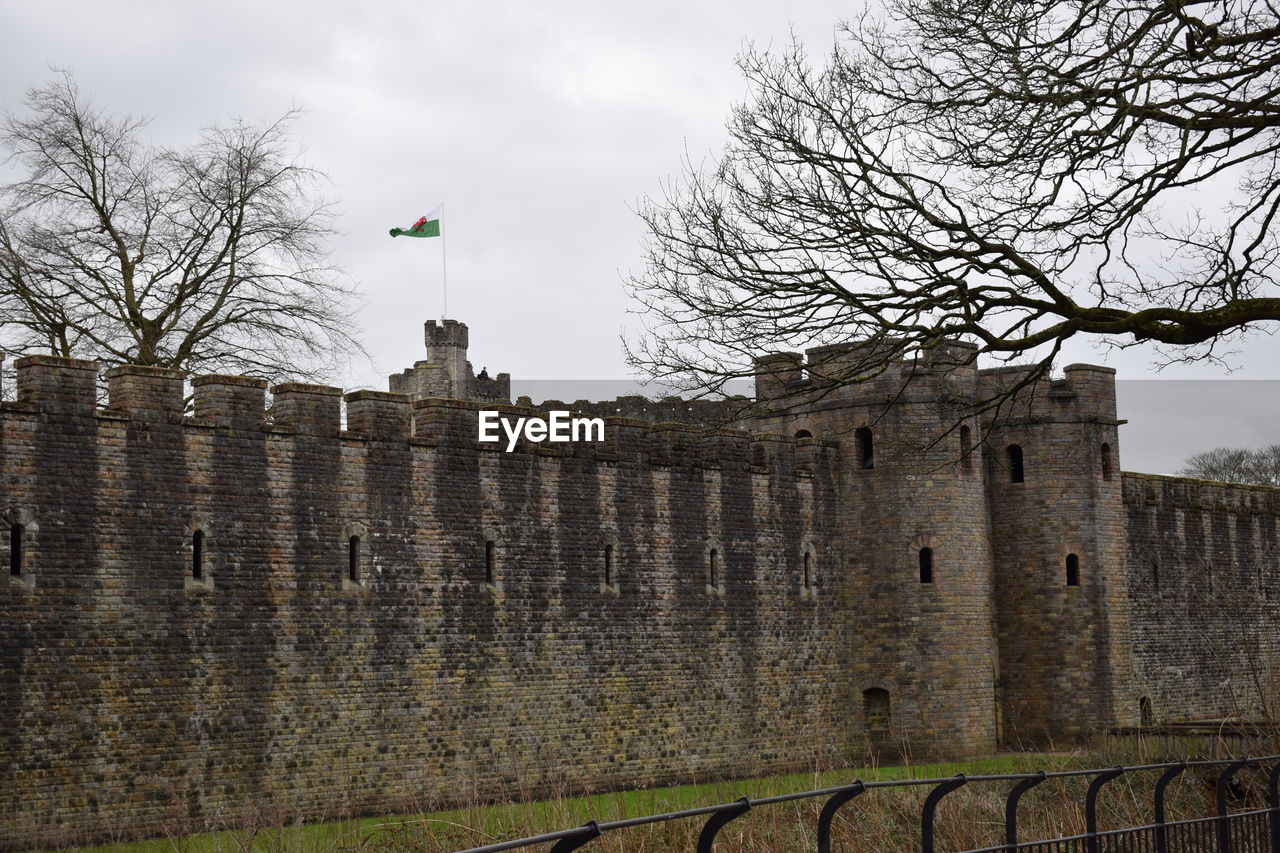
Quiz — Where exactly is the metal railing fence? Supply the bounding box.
[453,755,1280,853]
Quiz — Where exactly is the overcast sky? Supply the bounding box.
[2,1,1277,475]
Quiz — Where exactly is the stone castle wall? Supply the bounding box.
[1123,473,1280,723]
[0,357,843,849]
[6,332,1280,848]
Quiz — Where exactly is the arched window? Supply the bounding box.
[340,522,369,589]
[1065,553,1080,586]
[184,517,214,591]
[5,510,38,586]
[9,523,23,577]
[484,538,496,585]
[794,429,813,439]
[1139,696,1155,727]
[348,535,361,582]
[704,538,724,593]
[802,543,818,594]
[192,530,205,580]
[854,427,874,470]
[604,542,614,587]
[864,688,891,730]
[919,547,934,584]
[1151,558,1160,592]
[1007,444,1025,483]
[960,425,973,472]
[1100,443,1113,481]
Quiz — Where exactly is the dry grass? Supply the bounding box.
[42,735,1276,853]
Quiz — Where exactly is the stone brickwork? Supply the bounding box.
[0,353,844,849]
[2,322,1278,848]
[981,364,1134,743]
[1124,473,1280,724]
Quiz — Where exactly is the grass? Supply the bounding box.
[44,752,1076,853]
[45,738,1270,853]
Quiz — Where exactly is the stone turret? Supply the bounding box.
[388,318,511,403]
[750,338,998,758]
[424,318,469,393]
[982,362,1134,742]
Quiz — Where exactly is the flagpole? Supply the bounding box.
[441,201,448,320]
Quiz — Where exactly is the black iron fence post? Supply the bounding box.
[816,782,865,853]
[922,775,968,853]
[1004,771,1047,852]
[1153,761,1188,853]
[696,796,750,853]
[1085,767,1125,853]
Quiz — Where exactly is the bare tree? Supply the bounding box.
[0,75,363,380]
[629,1,1280,410]
[1180,445,1280,485]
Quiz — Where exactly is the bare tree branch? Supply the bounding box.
[0,74,365,381]
[628,0,1280,413]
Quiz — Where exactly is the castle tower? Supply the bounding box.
[388,319,511,403]
[424,318,470,396]
[982,364,1135,742]
[752,340,999,757]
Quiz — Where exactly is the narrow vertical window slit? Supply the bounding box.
[9,523,23,576]
[192,530,204,580]
[348,535,360,582]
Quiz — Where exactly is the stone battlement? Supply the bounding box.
[8,356,833,474]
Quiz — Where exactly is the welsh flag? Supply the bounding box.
[389,205,441,238]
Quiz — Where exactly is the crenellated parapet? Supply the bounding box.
[751,337,981,416]
[978,362,1119,428]
[13,354,99,413]
[3,354,831,484]
[192,374,268,426]
[104,365,186,420]
[1123,471,1280,513]
[271,382,344,436]
[344,390,412,438]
